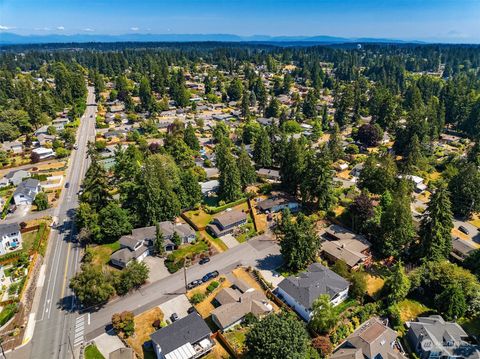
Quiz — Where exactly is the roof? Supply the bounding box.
[110,244,148,266]
[321,241,368,268]
[158,222,195,239]
[320,227,371,268]
[14,179,40,199]
[213,210,247,229]
[256,168,280,179]
[150,312,211,355]
[451,237,476,259]
[278,263,350,309]
[5,169,29,180]
[257,195,297,212]
[0,223,20,237]
[119,234,144,250]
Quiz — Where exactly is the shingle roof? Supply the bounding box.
[0,223,20,237]
[213,210,247,229]
[277,263,349,309]
[150,312,211,355]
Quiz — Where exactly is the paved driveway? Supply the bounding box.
[158,295,191,323]
[94,329,125,358]
[220,234,239,249]
[143,256,170,282]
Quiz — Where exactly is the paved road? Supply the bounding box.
[9,87,96,359]
[83,236,281,341]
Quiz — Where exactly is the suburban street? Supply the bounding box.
[8,87,97,359]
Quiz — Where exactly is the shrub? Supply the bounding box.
[190,292,206,304]
[206,281,220,293]
[312,336,333,358]
[0,303,18,326]
[112,311,135,338]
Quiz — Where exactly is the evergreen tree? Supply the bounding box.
[180,169,202,209]
[183,123,200,152]
[98,202,132,243]
[227,78,243,101]
[327,123,344,161]
[218,149,242,202]
[436,284,467,320]
[448,162,480,218]
[139,76,154,112]
[265,98,281,118]
[383,261,411,305]
[253,128,272,167]
[240,90,250,119]
[155,224,165,256]
[280,138,306,194]
[81,157,111,211]
[404,134,424,173]
[237,145,256,188]
[419,185,454,261]
[302,92,317,119]
[301,150,334,210]
[359,155,397,195]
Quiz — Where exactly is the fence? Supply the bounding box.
[212,331,240,359]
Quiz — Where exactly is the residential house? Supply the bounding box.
[399,175,427,193]
[350,163,364,180]
[36,134,56,146]
[110,234,149,268]
[256,117,279,126]
[1,141,23,154]
[32,147,56,160]
[406,315,480,359]
[207,209,247,238]
[276,263,350,321]
[13,179,41,205]
[320,224,372,269]
[158,221,196,251]
[104,129,127,140]
[256,168,281,182]
[34,125,50,136]
[0,223,22,255]
[450,237,477,262]
[52,117,70,131]
[4,169,31,186]
[256,192,300,214]
[150,312,214,359]
[331,317,406,359]
[211,277,273,331]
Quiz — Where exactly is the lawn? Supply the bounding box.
[183,209,212,229]
[365,273,385,298]
[202,231,228,252]
[169,239,209,262]
[235,220,256,243]
[126,307,164,358]
[21,230,39,253]
[203,338,232,359]
[334,298,358,316]
[187,276,232,319]
[84,344,105,359]
[88,241,121,268]
[397,299,431,323]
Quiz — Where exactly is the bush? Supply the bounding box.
[312,336,333,358]
[165,256,184,273]
[206,281,220,293]
[205,197,247,214]
[112,311,135,338]
[0,303,18,326]
[190,292,206,304]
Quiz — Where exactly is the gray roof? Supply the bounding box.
[5,169,29,181]
[14,179,40,198]
[150,312,211,355]
[119,234,145,250]
[213,210,247,229]
[278,263,350,309]
[0,223,20,237]
[256,168,280,179]
[451,237,476,259]
[110,244,148,267]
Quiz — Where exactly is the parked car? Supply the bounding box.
[65,182,70,188]
[73,144,78,150]
[199,257,210,265]
[202,270,219,282]
[187,280,202,289]
[170,313,179,322]
[459,225,470,235]
[187,307,196,314]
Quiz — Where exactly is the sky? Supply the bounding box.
[1,0,479,43]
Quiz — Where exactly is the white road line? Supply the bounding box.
[40,231,61,321]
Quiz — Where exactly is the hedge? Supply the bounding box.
[0,303,18,327]
[205,197,247,214]
[206,281,220,293]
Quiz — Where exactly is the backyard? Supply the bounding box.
[125,307,164,359]
[87,241,121,268]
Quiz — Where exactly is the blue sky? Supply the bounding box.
[1,0,479,42]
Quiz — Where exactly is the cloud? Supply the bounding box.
[130,27,139,31]
[83,28,94,32]
[57,26,65,30]
[0,25,13,30]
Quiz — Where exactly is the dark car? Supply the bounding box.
[459,225,470,235]
[202,270,219,282]
[170,313,179,322]
[65,182,70,188]
[199,257,210,265]
[187,307,196,314]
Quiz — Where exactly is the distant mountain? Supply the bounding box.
[0,32,425,45]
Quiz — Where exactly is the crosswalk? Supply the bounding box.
[73,315,85,347]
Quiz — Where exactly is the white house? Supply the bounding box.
[276,263,350,322]
[0,223,22,255]
[32,147,56,160]
[13,179,41,205]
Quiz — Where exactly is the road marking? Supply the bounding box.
[37,265,46,288]
[73,315,85,347]
[60,242,72,299]
[87,313,90,325]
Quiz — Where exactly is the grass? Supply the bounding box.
[458,317,480,337]
[397,299,431,323]
[365,273,385,298]
[203,338,232,359]
[84,344,105,359]
[224,327,248,354]
[334,298,358,315]
[202,231,228,252]
[88,241,121,268]
[170,240,209,262]
[235,221,256,243]
[21,230,38,253]
[125,307,164,358]
[184,209,213,228]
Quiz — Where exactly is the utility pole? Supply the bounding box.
[183,258,189,293]
[0,337,6,359]
[67,334,76,359]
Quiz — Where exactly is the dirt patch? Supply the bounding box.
[125,307,164,358]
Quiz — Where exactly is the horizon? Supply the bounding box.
[1,0,480,44]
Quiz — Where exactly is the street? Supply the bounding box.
[8,87,97,359]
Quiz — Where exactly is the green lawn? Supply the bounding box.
[170,240,209,261]
[88,241,121,267]
[84,344,105,359]
[236,221,256,243]
[184,209,213,228]
[335,298,359,315]
[397,299,431,323]
[203,231,228,252]
[21,230,38,253]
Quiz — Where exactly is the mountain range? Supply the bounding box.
[0,32,425,45]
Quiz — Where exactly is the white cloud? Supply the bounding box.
[83,28,94,32]
[130,27,139,31]
[0,25,13,30]
[57,26,65,30]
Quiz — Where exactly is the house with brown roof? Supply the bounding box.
[207,209,247,238]
[331,317,406,359]
[211,278,273,331]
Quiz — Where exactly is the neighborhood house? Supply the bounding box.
[13,179,41,205]
[207,209,247,238]
[110,233,149,268]
[0,223,22,255]
[256,193,299,214]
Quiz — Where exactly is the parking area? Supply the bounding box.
[143,256,170,283]
[158,294,191,322]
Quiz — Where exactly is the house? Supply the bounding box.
[0,223,22,255]
[256,168,281,182]
[256,118,279,126]
[276,263,350,321]
[320,225,372,269]
[399,175,427,193]
[350,163,364,179]
[104,130,127,140]
[4,169,31,186]
[256,192,299,214]
[331,317,406,359]
[0,177,9,188]
[211,277,273,331]
[406,315,480,359]
[150,312,214,359]
[110,234,149,268]
[1,141,23,154]
[36,134,56,146]
[200,180,220,196]
[32,147,56,160]
[13,179,41,205]
[52,117,70,131]
[450,237,476,262]
[207,209,247,238]
[158,221,196,251]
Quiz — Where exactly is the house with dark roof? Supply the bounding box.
[110,234,149,268]
[211,277,273,331]
[450,237,476,262]
[13,179,41,205]
[150,312,214,359]
[256,168,281,182]
[256,192,299,214]
[320,224,372,269]
[4,169,30,186]
[406,315,480,359]
[0,223,22,255]
[276,263,350,321]
[331,317,406,359]
[158,221,196,251]
[207,209,247,238]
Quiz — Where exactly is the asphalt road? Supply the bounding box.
[10,87,96,359]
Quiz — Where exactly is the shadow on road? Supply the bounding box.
[255,254,283,270]
[56,295,78,313]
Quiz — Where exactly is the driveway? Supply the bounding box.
[143,256,170,282]
[94,329,125,358]
[453,219,480,245]
[220,234,239,249]
[158,295,191,323]
[5,204,31,221]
